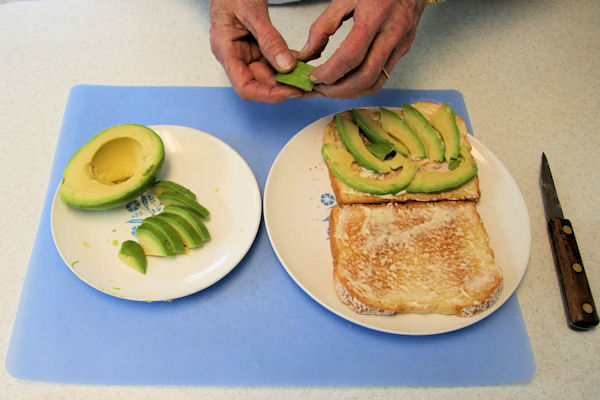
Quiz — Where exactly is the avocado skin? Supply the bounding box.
[322,144,418,195]
[406,145,478,193]
[59,124,165,210]
[275,61,315,91]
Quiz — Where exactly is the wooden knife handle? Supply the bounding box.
[548,218,599,330]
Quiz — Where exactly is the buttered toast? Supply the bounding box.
[323,102,480,204]
[330,201,502,317]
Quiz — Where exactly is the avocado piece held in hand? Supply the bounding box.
[275,61,316,92]
[118,240,148,274]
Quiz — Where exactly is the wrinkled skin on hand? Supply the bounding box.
[209,0,308,103]
[299,0,427,98]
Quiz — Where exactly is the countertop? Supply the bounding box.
[1,0,598,399]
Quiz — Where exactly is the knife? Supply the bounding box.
[540,153,598,330]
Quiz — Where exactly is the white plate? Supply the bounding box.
[51,125,261,301]
[264,112,530,335]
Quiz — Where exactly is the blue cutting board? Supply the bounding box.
[6,86,536,385]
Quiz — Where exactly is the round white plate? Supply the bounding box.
[264,112,530,335]
[51,125,261,302]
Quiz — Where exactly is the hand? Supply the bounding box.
[299,0,428,98]
[209,0,305,103]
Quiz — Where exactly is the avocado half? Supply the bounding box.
[58,124,165,210]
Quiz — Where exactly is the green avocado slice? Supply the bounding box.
[155,213,204,249]
[136,224,175,257]
[163,205,210,242]
[335,113,391,173]
[429,102,461,161]
[379,107,426,159]
[157,192,210,219]
[275,61,315,91]
[321,144,418,195]
[140,216,186,254]
[118,240,147,274]
[406,145,478,193]
[402,104,445,162]
[351,109,409,156]
[151,180,197,200]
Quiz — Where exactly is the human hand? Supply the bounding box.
[299,0,428,98]
[209,0,307,103]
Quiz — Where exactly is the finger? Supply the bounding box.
[314,29,413,99]
[309,9,385,84]
[298,0,355,61]
[242,6,296,72]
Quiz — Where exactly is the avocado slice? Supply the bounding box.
[406,145,478,193]
[275,60,316,91]
[351,109,409,156]
[366,142,395,160]
[59,124,165,210]
[335,113,391,173]
[379,107,426,159]
[140,216,186,254]
[402,104,445,162]
[162,205,211,242]
[151,180,197,200]
[136,224,175,257]
[157,192,210,219]
[155,213,204,248]
[429,103,461,161]
[118,240,147,274]
[321,144,418,195]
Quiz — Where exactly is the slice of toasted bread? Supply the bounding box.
[323,102,480,204]
[330,201,502,317]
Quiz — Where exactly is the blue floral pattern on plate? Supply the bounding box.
[125,191,162,236]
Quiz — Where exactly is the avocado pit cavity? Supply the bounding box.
[90,137,143,185]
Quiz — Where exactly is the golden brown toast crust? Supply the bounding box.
[323,102,481,204]
[329,201,503,317]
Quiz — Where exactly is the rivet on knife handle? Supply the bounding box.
[548,218,599,330]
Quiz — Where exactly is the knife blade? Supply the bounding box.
[540,153,598,330]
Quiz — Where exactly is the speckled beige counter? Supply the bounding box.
[1,0,598,399]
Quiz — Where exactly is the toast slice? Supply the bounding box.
[323,102,480,204]
[330,201,502,317]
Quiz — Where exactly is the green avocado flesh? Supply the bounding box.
[140,216,185,254]
[351,109,409,156]
[429,102,460,161]
[275,61,316,91]
[118,240,147,274]
[162,205,211,242]
[151,180,197,200]
[155,213,204,248]
[335,113,391,173]
[366,142,395,160]
[322,144,418,195]
[327,104,477,195]
[136,224,175,257]
[402,104,445,162]
[406,145,478,193]
[157,192,210,219]
[379,107,426,159]
[59,124,165,210]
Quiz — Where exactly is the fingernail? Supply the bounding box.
[309,74,322,84]
[298,43,309,58]
[276,52,296,71]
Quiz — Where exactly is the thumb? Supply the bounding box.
[245,13,296,72]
